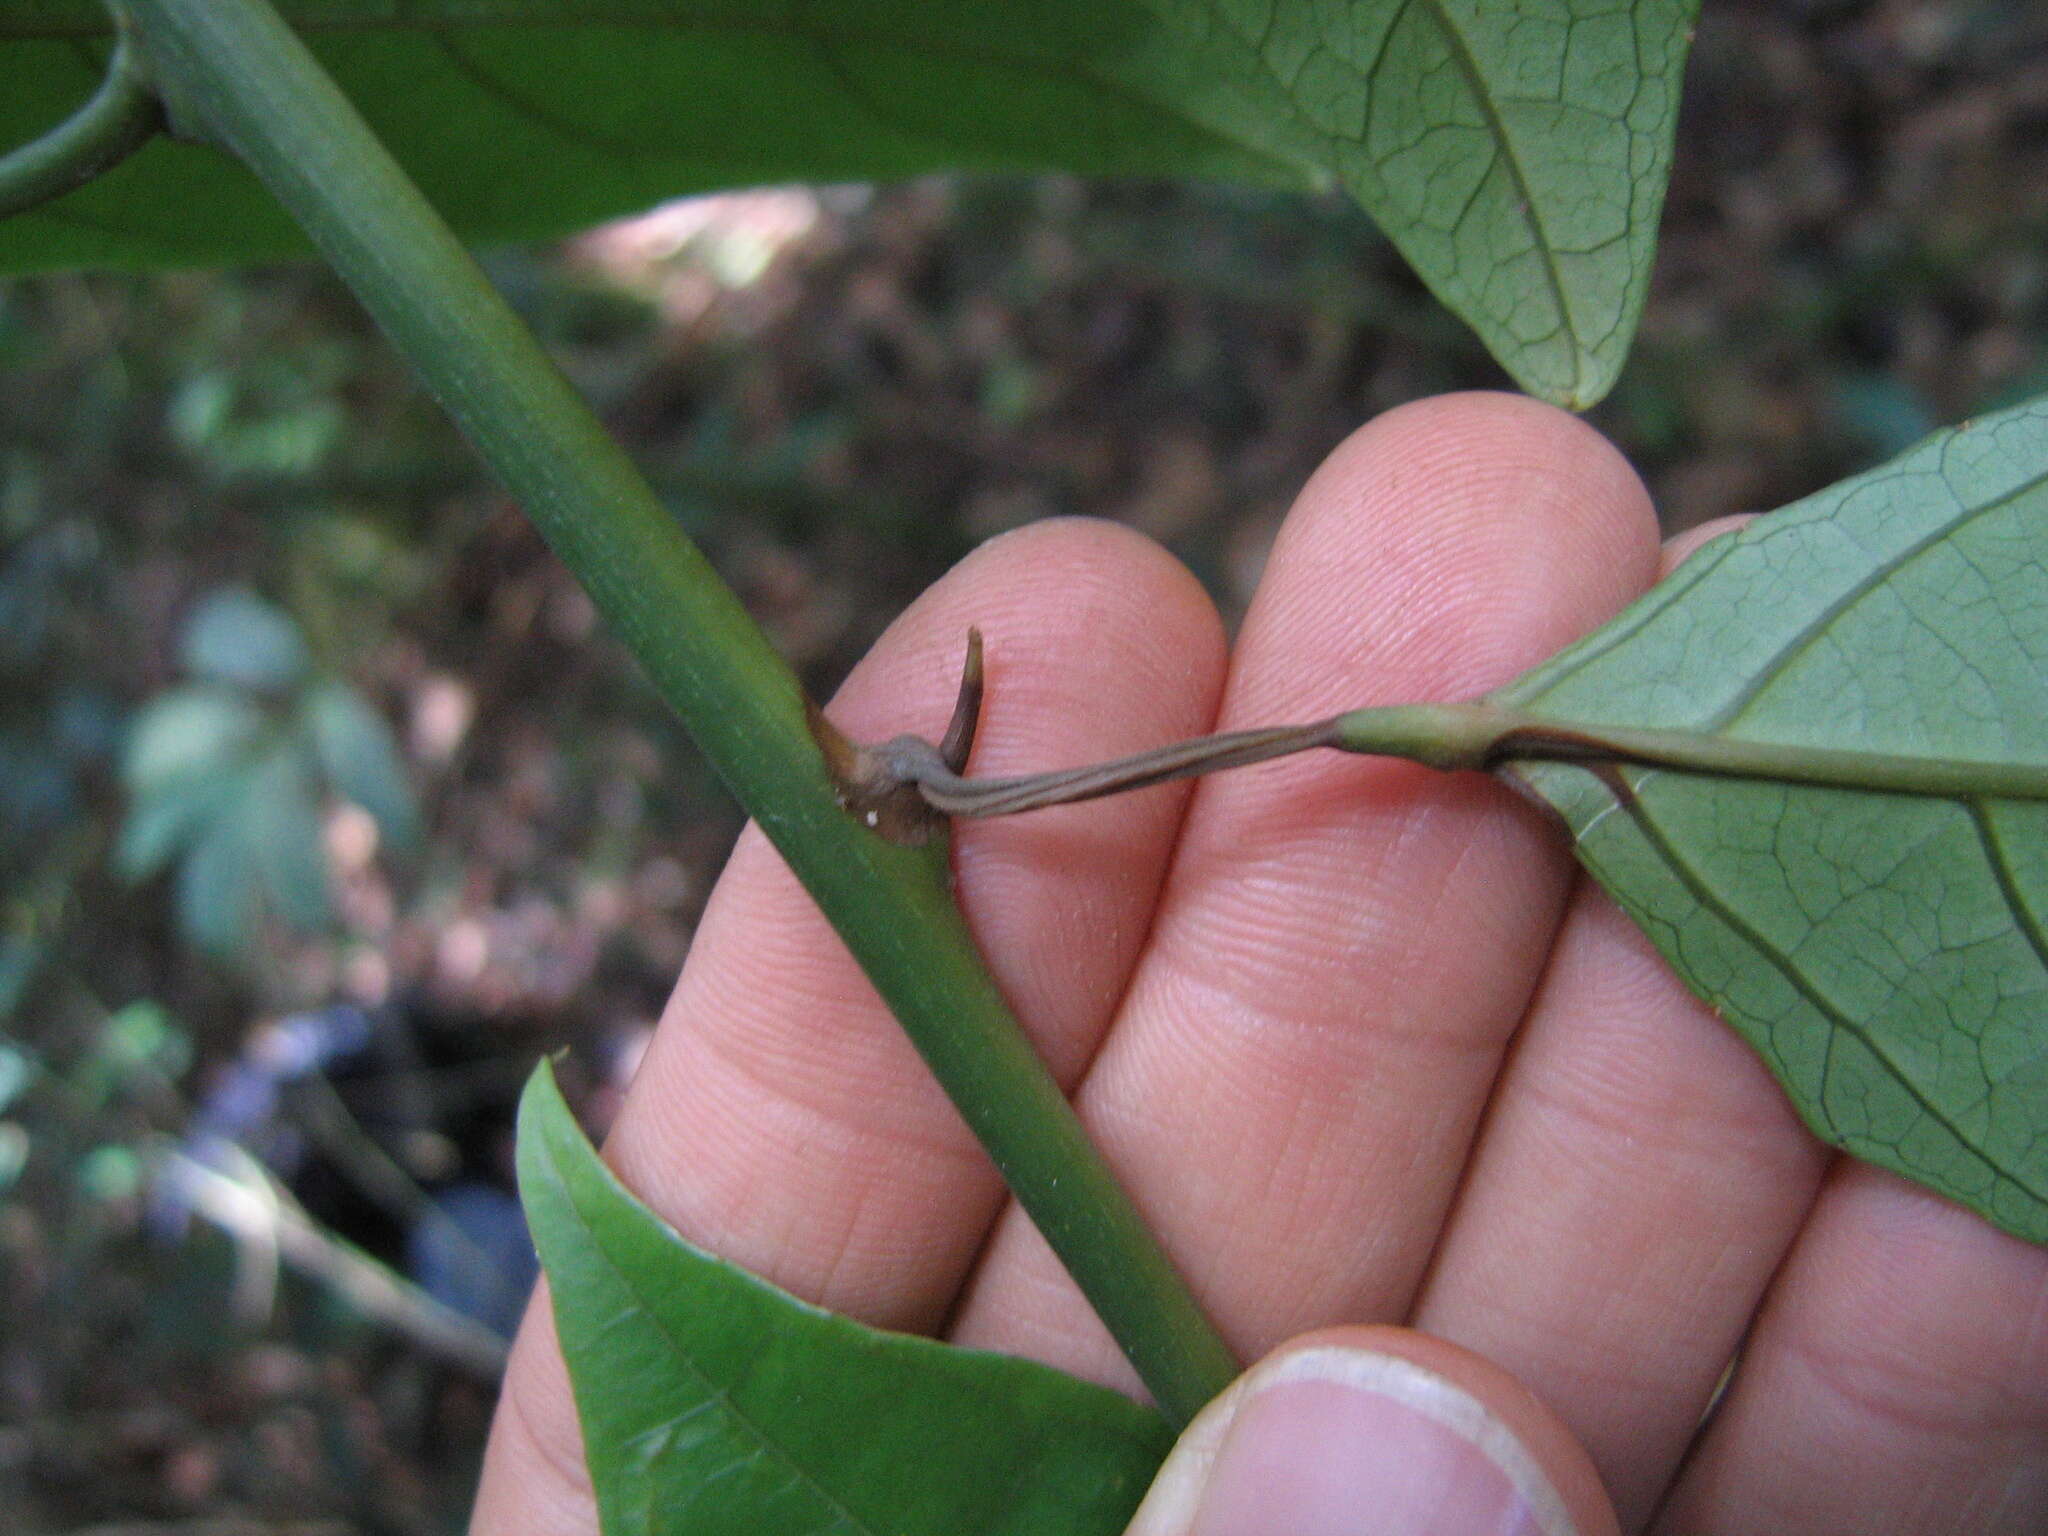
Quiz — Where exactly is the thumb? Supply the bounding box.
[1123,1327,1619,1536]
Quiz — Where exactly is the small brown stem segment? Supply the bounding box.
[868,690,2048,831]
[910,719,1344,818]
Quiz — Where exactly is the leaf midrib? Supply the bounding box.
[1188,0,1588,391]
[1413,0,1581,397]
[1513,463,2048,752]
[418,16,1276,171]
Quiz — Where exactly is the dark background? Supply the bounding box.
[1,1,2045,1529]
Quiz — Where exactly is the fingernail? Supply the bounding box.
[1184,1348,1575,1536]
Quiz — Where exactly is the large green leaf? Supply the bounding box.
[516,1060,1174,1536]
[1497,395,2048,1243]
[2,1,1697,406]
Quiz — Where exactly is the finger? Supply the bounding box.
[1126,1327,1618,1536]
[474,518,1226,1534]
[1403,510,1804,1529]
[1411,883,1828,1529]
[1654,1163,2048,1534]
[1406,508,1802,1524]
[951,393,1663,1387]
[473,1288,598,1536]
[1659,514,1750,575]
[608,517,1224,1326]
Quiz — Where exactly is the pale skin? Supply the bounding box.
[472,394,2048,1535]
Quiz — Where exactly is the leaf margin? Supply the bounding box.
[516,1057,1177,1536]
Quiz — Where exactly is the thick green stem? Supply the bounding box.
[115,0,1236,1425]
[0,23,161,218]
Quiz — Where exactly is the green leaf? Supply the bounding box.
[1139,0,1699,407]
[121,685,264,796]
[174,788,263,956]
[119,681,275,885]
[2,0,1697,406]
[114,766,236,880]
[301,679,420,850]
[0,1040,33,1116]
[516,1059,1175,1536]
[163,741,332,954]
[179,586,310,693]
[243,739,333,932]
[1496,394,2048,1243]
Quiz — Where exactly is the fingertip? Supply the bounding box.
[1333,393,1652,539]
[1253,391,1660,710]
[1126,1326,1619,1536]
[827,516,1226,758]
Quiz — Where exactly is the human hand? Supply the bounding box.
[472,394,2048,1535]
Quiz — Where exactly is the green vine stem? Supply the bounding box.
[0,21,162,219]
[111,0,1238,1427]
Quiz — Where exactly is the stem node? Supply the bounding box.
[805,702,952,847]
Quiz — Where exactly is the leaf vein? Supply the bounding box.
[1710,465,2048,733]
[1967,798,2048,987]
[1618,780,2044,1202]
[1414,0,1579,396]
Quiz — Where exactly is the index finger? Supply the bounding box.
[475,517,1227,1535]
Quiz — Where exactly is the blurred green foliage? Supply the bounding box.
[119,586,417,961]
